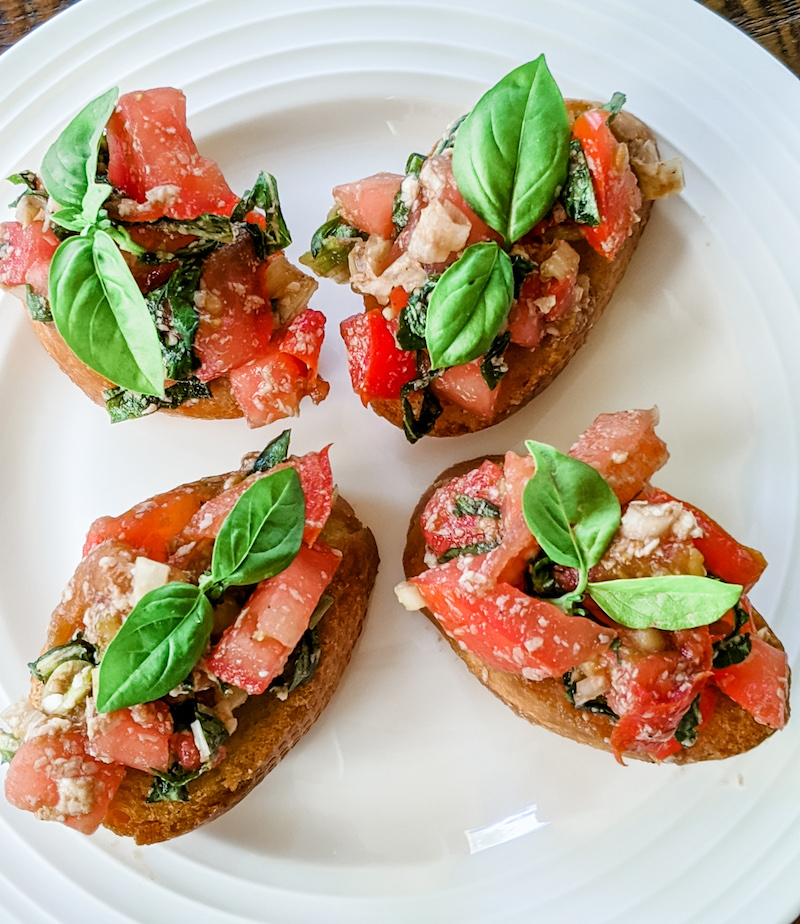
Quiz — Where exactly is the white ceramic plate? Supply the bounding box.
[1,1,800,921]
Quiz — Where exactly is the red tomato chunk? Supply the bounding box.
[340,309,416,401]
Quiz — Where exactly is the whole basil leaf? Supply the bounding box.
[425,241,514,369]
[210,466,305,588]
[452,56,570,243]
[523,441,621,582]
[96,583,213,713]
[587,575,743,631]
[49,230,166,396]
[41,86,117,220]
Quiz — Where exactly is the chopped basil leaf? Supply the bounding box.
[525,556,561,598]
[432,114,467,156]
[232,172,292,258]
[251,429,291,473]
[0,732,20,765]
[453,494,501,519]
[713,632,752,669]
[400,369,444,443]
[732,603,749,634]
[563,671,619,719]
[147,766,199,803]
[674,695,702,747]
[25,285,52,322]
[145,257,203,380]
[561,138,601,227]
[287,626,322,693]
[104,378,212,423]
[28,634,96,682]
[602,92,627,119]
[300,213,367,282]
[610,636,622,662]
[437,539,499,563]
[510,254,537,299]
[7,170,40,207]
[479,330,512,390]
[193,707,229,756]
[392,152,426,230]
[397,276,439,351]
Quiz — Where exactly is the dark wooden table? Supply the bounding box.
[0,0,799,921]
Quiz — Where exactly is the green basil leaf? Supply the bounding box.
[425,241,514,369]
[437,539,500,564]
[400,368,444,443]
[251,429,291,473]
[50,230,166,397]
[25,286,52,322]
[41,86,117,219]
[146,256,203,380]
[103,378,211,423]
[525,556,561,598]
[6,170,38,191]
[453,494,501,518]
[392,152,426,230]
[523,440,621,575]
[452,56,570,243]
[561,138,601,227]
[432,114,467,156]
[301,213,366,282]
[510,254,537,299]
[210,466,305,588]
[602,92,627,118]
[147,771,195,803]
[96,583,213,713]
[28,634,96,682]
[0,732,20,765]
[479,329,511,390]
[232,172,291,258]
[712,632,752,669]
[674,695,702,747]
[562,671,619,719]
[587,575,743,631]
[397,275,439,351]
[49,206,91,233]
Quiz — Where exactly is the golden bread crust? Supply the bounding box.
[403,457,784,763]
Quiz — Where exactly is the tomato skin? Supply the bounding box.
[421,459,504,558]
[340,309,417,401]
[5,730,126,834]
[184,448,333,548]
[86,701,173,773]
[277,308,326,378]
[411,558,612,678]
[228,348,309,428]
[83,480,221,563]
[640,486,767,591]
[193,235,274,382]
[208,541,341,694]
[572,107,642,260]
[333,172,404,239]
[106,87,239,221]
[568,408,669,505]
[430,360,499,420]
[0,220,59,297]
[714,636,788,729]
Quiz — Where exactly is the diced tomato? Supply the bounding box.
[208,541,340,694]
[86,701,173,773]
[568,408,669,505]
[421,459,504,558]
[713,636,788,728]
[184,448,333,547]
[5,730,125,834]
[430,360,499,419]
[640,486,767,591]
[389,286,409,313]
[106,87,239,221]
[508,262,578,348]
[646,681,718,761]
[83,479,221,562]
[571,107,642,260]
[411,558,612,678]
[606,646,712,761]
[229,348,309,428]
[193,235,274,382]
[333,172,404,239]
[277,308,326,378]
[170,730,202,772]
[0,220,59,297]
[340,309,417,402]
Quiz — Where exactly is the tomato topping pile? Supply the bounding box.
[407,410,788,762]
[4,445,340,832]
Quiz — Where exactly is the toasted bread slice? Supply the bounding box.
[403,457,786,763]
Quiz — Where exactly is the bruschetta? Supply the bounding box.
[304,57,683,441]
[0,87,327,426]
[0,432,379,842]
[397,409,788,762]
